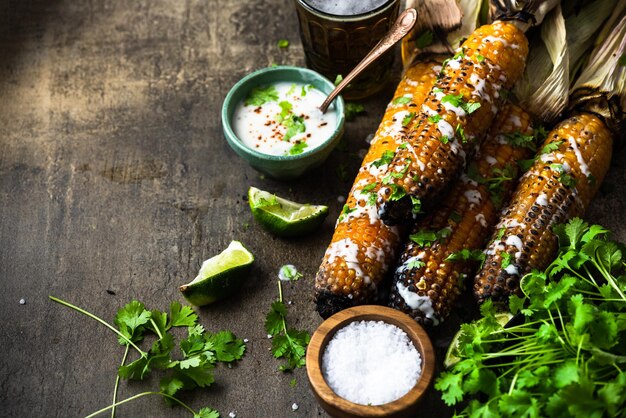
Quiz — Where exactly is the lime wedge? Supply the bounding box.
[443,312,513,368]
[179,241,254,306]
[248,186,328,237]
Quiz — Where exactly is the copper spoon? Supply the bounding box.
[319,8,418,113]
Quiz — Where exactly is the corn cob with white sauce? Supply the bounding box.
[375,19,531,225]
[474,9,626,303]
[314,59,443,319]
[389,103,536,325]
[474,113,614,303]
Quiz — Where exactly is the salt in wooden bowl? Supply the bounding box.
[306,305,435,418]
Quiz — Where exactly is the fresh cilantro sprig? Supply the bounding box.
[445,248,485,264]
[503,131,536,151]
[265,281,311,372]
[371,150,395,168]
[436,218,626,417]
[49,297,245,418]
[410,228,451,246]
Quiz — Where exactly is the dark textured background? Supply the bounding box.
[1,1,624,417]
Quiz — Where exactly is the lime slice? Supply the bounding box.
[248,186,328,237]
[443,312,513,368]
[179,241,254,306]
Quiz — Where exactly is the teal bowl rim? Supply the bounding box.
[221,65,345,164]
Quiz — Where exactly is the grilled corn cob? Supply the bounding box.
[389,103,535,325]
[376,20,529,225]
[474,113,613,303]
[314,59,442,319]
[474,7,626,304]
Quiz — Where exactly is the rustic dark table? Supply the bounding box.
[1,1,625,417]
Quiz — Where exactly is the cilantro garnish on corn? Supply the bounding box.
[389,103,536,325]
[375,3,560,225]
[314,59,443,318]
[473,10,626,304]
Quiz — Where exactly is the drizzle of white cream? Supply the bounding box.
[486,156,498,165]
[475,213,487,228]
[505,235,523,251]
[509,114,522,127]
[568,136,591,177]
[504,264,519,276]
[536,193,549,206]
[326,239,368,283]
[396,282,440,325]
[464,190,482,205]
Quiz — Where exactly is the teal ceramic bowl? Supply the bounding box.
[222,66,345,179]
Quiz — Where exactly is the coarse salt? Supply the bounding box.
[322,320,422,405]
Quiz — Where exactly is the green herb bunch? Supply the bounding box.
[436,218,626,417]
[49,297,245,417]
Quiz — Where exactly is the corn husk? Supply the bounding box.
[513,5,567,124]
[401,0,483,66]
[513,0,618,124]
[564,0,626,81]
[570,9,626,130]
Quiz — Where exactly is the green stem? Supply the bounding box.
[48,296,146,357]
[85,391,197,418]
[111,344,130,418]
[150,318,164,340]
[277,280,284,303]
[593,259,626,302]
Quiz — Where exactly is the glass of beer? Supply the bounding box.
[293,0,400,100]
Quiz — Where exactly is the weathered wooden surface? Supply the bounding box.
[0,1,624,417]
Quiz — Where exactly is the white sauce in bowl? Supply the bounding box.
[232,82,338,156]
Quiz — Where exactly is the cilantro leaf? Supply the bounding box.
[441,94,464,108]
[462,101,481,114]
[205,330,246,362]
[168,301,198,329]
[392,96,412,105]
[194,408,220,418]
[428,114,442,123]
[160,376,185,398]
[504,131,536,151]
[115,300,151,344]
[446,248,485,263]
[388,184,406,201]
[282,114,306,141]
[539,140,564,155]
[288,141,307,155]
[371,150,395,168]
[402,112,416,127]
[435,371,465,405]
[244,85,279,106]
[406,258,425,270]
[265,300,286,336]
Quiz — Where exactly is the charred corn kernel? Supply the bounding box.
[388,103,535,325]
[314,59,443,319]
[474,112,613,304]
[376,21,529,226]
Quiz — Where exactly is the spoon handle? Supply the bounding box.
[319,8,418,113]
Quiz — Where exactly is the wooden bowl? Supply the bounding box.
[306,305,435,418]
